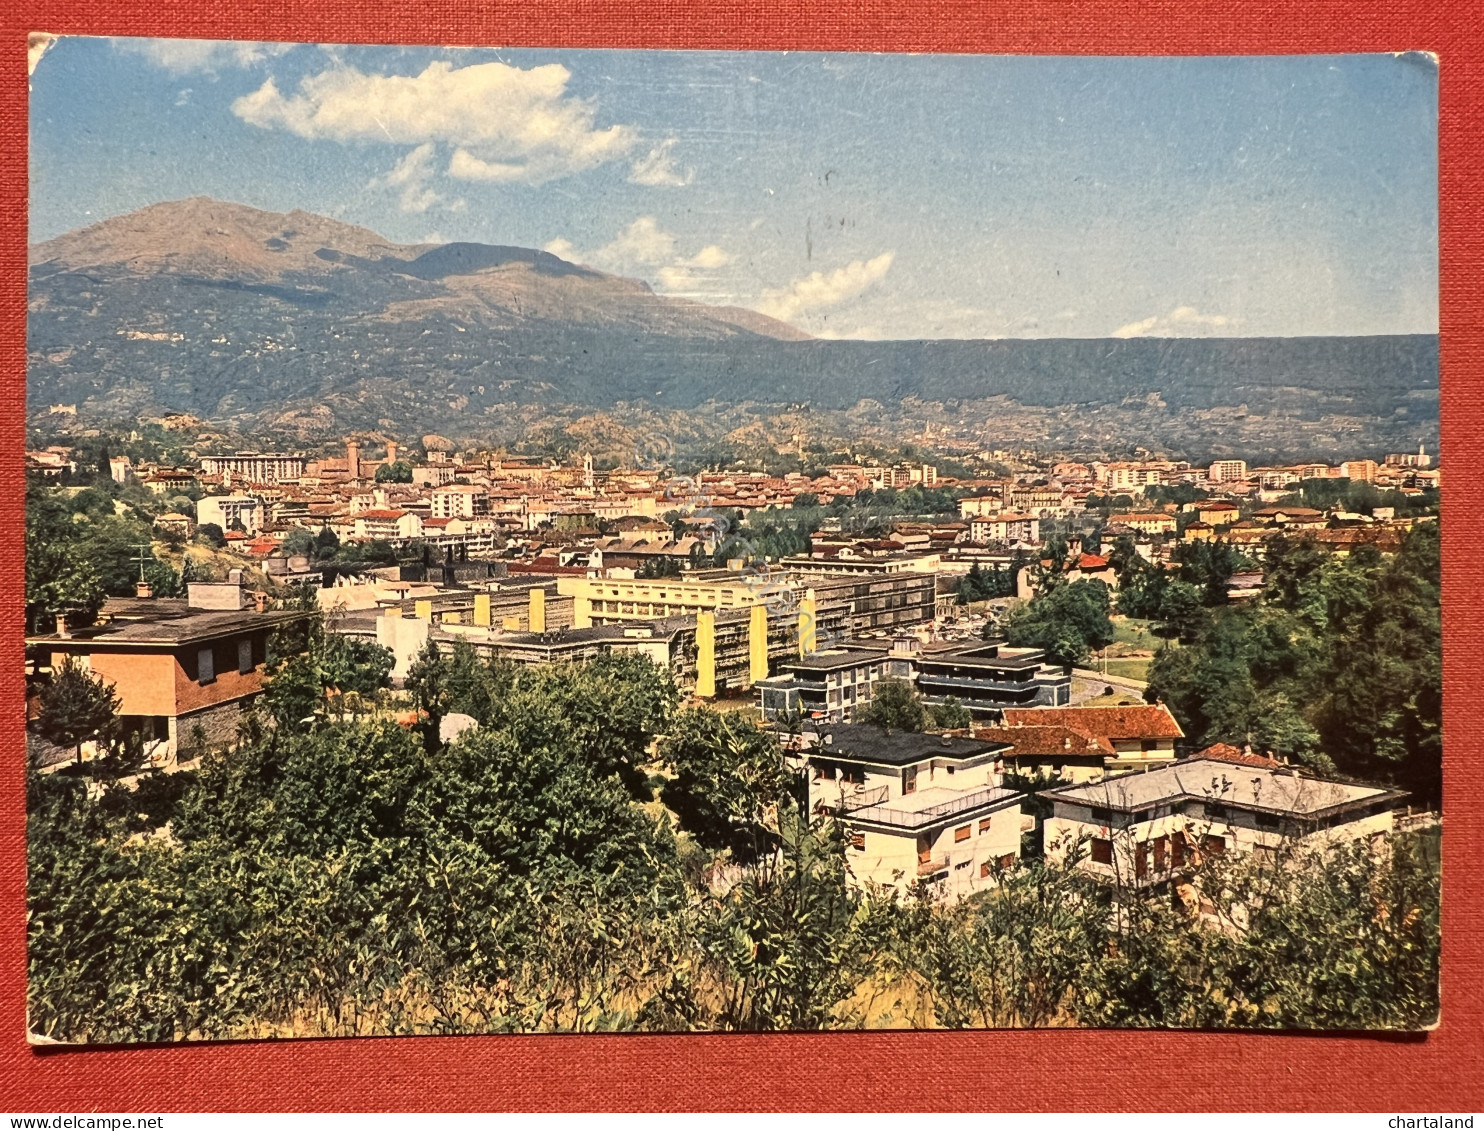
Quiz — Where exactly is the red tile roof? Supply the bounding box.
[1001,704,1185,740]
[1076,553,1110,570]
[973,724,1115,756]
[1190,742,1282,769]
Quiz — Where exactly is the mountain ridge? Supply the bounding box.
[27,198,1438,459]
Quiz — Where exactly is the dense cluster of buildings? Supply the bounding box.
[25,435,1430,906]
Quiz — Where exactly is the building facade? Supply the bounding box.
[798,725,1029,901]
[199,452,306,485]
[1041,758,1407,887]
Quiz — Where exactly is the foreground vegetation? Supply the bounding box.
[28,641,1440,1041]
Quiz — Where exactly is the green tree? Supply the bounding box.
[1004,580,1115,667]
[374,461,414,483]
[404,639,451,750]
[36,659,121,764]
[858,679,927,732]
[659,708,791,863]
[925,697,973,730]
[1156,579,1206,642]
[279,528,318,558]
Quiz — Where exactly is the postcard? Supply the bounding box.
[24,38,1439,1041]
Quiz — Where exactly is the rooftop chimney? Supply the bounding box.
[136,579,154,599]
[253,591,268,613]
[55,613,70,639]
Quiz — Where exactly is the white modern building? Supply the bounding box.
[197,493,262,536]
[1041,757,1408,887]
[796,724,1030,901]
[199,452,305,485]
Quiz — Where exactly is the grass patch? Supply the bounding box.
[1111,617,1160,650]
[1102,658,1153,683]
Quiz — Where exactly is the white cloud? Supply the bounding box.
[1112,315,1160,339]
[547,216,682,274]
[628,138,694,187]
[544,219,734,300]
[1112,305,1235,338]
[754,252,896,324]
[232,59,637,186]
[113,38,293,74]
[683,245,732,269]
[370,142,449,213]
[590,216,676,269]
[543,237,580,261]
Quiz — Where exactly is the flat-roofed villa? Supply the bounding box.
[26,575,310,766]
[1041,757,1408,887]
[796,724,1031,900]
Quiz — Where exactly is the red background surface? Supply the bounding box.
[1,0,1480,1112]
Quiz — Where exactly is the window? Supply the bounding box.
[954,860,971,871]
[978,818,993,835]
[980,860,993,879]
[1256,813,1280,830]
[954,825,971,843]
[1090,806,1113,822]
[197,646,215,685]
[1141,739,1158,752]
[1203,834,1227,856]
[903,767,918,795]
[998,853,1015,870]
[850,832,866,852]
[1134,809,1154,823]
[238,638,254,675]
[1090,837,1113,865]
[1205,801,1228,820]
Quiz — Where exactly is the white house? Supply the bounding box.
[796,724,1030,901]
[197,493,262,536]
[354,509,423,541]
[430,485,490,519]
[1040,757,1408,887]
[969,513,1041,544]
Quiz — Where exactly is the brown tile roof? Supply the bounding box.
[1001,703,1185,740]
[973,724,1115,756]
[1190,742,1283,769]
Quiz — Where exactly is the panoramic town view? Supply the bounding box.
[25,41,1440,1039]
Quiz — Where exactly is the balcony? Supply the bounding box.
[916,674,1038,696]
[819,784,890,815]
[846,785,1019,830]
[917,856,950,878]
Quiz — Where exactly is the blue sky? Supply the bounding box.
[29,38,1438,340]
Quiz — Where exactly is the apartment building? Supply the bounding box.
[755,649,884,723]
[198,452,306,485]
[799,724,1028,901]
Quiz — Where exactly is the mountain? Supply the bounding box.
[27,198,1438,459]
